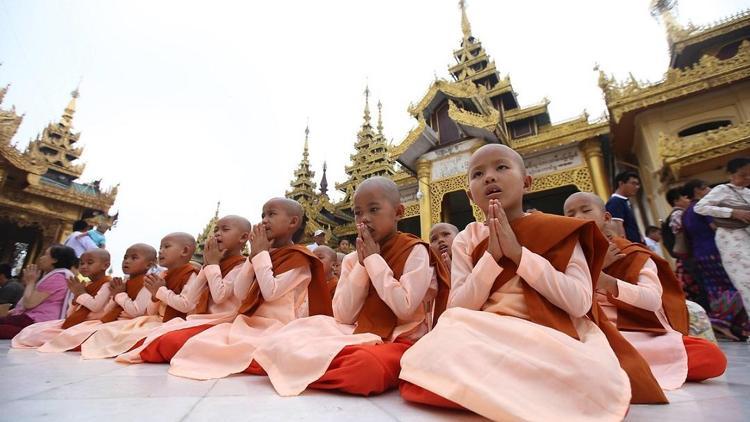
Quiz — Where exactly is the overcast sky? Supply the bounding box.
[1,0,747,274]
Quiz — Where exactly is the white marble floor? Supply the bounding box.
[1,340,748,421]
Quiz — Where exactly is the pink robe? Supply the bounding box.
[599,257,688,390]
[12,284,114,349]
[167,251,312,380]
[79,272,200,359]
[399,222,630,421]
[37,279,154,353]
[116,262,244,364]
[250,245,437,396]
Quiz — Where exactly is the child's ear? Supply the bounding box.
[395,203,405,221]
[181,245,191,258]
[603,211,613,223]
[466,189,474,203]
[240,231,250,242]
[522,174,533,193]
[289,215,300,230]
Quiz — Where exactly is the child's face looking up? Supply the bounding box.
[467,145,531,216]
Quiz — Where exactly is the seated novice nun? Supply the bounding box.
[564,192,727,389]
[12,249,112,348]
[398,144,659,421]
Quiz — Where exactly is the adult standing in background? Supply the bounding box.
[694,158,750,315]
[306,229,326,251]
[63,220,98,258]
[606,170,643,243]
[682,178,749,340]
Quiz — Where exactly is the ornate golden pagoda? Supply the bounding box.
[0,86,118,269]
[598,0,750,227]
[390,0,609,238]
[336,86,396,206]
[286,126,317,205]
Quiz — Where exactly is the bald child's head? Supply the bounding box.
[429,223,458,258]
[123,243,157,276]
[79,249,111,279]
[353,177,404,243]
[563,192,610,230]
[214,215,251,254]
[467,144,531,219]
[313,245,337,278]
[159,232,196,270]
[262,198,305,245]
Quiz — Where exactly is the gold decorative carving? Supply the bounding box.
[671,9,750,53]
[407,79,482,117]
[659,121,750,179]
[604,40,750,123]
[403,202,420,218]
[428,174,470,225]
[510,117,609,154]
[447,100,500,131]
[505,100,550,123]
[530,166,594,194]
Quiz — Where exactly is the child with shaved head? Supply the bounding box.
[167,198,332,380]
[12,249,112,349]
[245,177,450,398]
[81,233,201,359]
[398,144,650,420]
[313,245,339,299]
[118,216,252,364]
[429,222,458,270]
[564,191,726,390]
[36,243,157,353]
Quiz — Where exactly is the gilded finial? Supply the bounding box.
[60,87,79,128]
[377,100,384,135]
[320,161,329,196]
[459,0,472,40]
[363,84,371,125]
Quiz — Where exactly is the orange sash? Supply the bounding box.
[219,254,246,277]
[605,237,689,335]
[469,213,667,404]
[161,264,200,322]
[353,232,450,340]
[61,276,112,329]
[100,274,146,323]
[326,276,339,300]
[239,245,333,317]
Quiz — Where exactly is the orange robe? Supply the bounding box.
[79,264,200,359]
[167,245,331,380]
[117,255,247,364]
[11,276,112,349]
[250,232,450,397]
[399,214,641,421]
[602,237,726,388]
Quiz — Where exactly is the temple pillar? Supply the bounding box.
[580,138,610,201]
[416,159,433,241]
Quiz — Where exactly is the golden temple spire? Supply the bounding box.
[60,88,79,129]
[286,125,317,204]
[363,85,371,126]
[320,160,329,197]
[377,100,384,135]
[193,201,221,264]
[459,0,472,41]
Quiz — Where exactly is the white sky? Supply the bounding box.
[1,0,747,274]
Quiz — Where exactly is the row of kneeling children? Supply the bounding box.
[10,144,727,421]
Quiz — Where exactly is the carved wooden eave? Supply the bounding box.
[659,120,750,180]
[24,179,117,210]
[510,116,609,155]
[0,143,46,175]
[670,9,750,56]
[390,117,439,173]
[447,100,502,145]
[605,40,750,124]
[505,100,550,123]
[603,40,750,155]
[407,79,485,118]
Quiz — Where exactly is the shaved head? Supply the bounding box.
[430,223,458,237]
[265,197,304,219]
[564,192,605,213]
[314,245,337,262]
[354,176,401,206]
[163,232,197,249]
[469,144,526,177]
[126,243,157,261]
[218,215,252,231]
[80,248,110,263]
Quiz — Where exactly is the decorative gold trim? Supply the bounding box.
[659,121,750,179]
[604,40,750,123]
[447,100,500,131]
[403,201,420,218]
[407,79,481,117]
[390,117,427,159]
[671,9,750,53]
[510,117,609,154]
[505,100,550,123]
[529,165,594,194]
